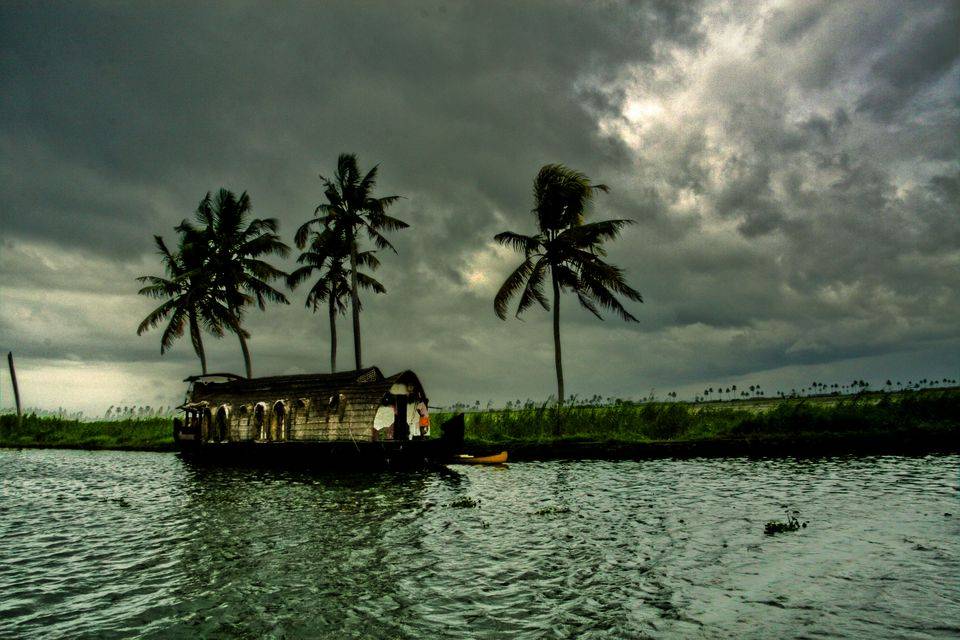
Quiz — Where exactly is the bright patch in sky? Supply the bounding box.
[466,270,487,286]
[624,99,665,124]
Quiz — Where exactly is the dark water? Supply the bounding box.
[0,450,957,639]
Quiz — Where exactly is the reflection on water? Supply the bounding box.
[0,450,958,639]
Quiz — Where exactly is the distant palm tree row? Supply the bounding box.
[443,376,960,412]
[138,157,643,433]
[690,377,960,402]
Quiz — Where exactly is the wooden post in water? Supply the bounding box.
[7,352,22,428]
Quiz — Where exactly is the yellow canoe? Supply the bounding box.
[452,451,508,464]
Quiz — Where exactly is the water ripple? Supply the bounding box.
[0,451,957,639]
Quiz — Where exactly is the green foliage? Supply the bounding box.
[295,153,407,369]
[295,153,408,254]
[3,391,955,452]
[0,414,173,450]
[138,188,290,377]
[493,164,642,430]
[432,401,745,444]
[433,391,959,445]
[494,166,639,311]
[184,188,291,314]
[178,188,291,377]
[733,391,959,435]
[136,233,232,371]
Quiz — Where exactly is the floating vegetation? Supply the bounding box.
[533,505,572,516]
[764,510,808,535]
[449,497,480,508]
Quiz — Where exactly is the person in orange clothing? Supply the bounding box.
[415,396,430,437]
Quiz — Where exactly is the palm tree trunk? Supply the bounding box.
[7,352,22,429]
[328,296,337,373]
[188,311,208,375]
[348,234,362,370]
[237,330,252,378]
[551,268,564,436]
[225,314,252,378]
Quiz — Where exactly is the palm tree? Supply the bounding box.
[181,189,290,378]
[136,234,237,373]
[287,229,386,372]
[296,154,408,369]
[494,164,642,430]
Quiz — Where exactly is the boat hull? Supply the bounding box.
[174,414,467,470]
[177,439,457,469]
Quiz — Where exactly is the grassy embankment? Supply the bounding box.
[431,390,960,457]
[0,414,173,450]
[1,389,957,457]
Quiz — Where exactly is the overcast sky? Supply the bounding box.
[1,0,958,415]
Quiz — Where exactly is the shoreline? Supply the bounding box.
[2,429,957,461]
[3,390,957,461]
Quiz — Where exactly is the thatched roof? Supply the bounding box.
[189,367,385,403]
[186,366,424,411]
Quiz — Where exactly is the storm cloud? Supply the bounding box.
[1,0,957,413]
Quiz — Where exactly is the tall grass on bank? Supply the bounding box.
[433,403,745,443]
[2,390,956,451]
[733,391,959,436]
[0,414,174,450]
[433,391,959,445]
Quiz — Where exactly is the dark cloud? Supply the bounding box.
[767,0,827,44]
[856,2,960,120]
[0,0,702,255]
[0,0,958,413]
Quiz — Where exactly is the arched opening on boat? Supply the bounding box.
[254,403,266,440]
[185,408,201,437]
[215,405,229,442]
[202,407,213,442]
[273,401,287,441]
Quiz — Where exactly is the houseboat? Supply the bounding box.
[173,366,464,467]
